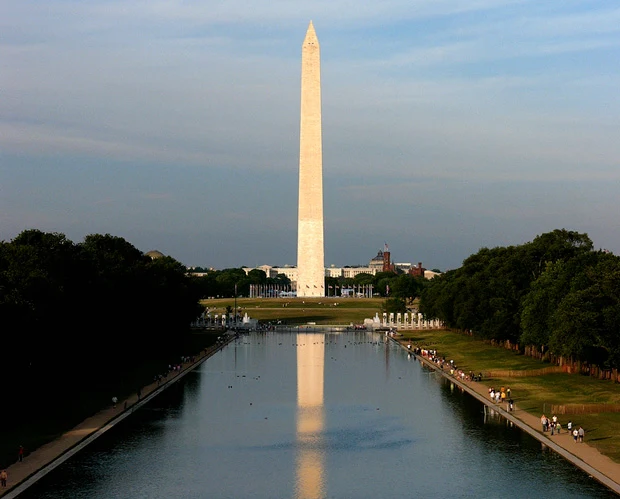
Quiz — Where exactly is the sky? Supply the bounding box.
[2,1,619,271]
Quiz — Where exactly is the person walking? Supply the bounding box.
[578,426,585,443]
[18,445,24,462]
[112,396,118,409]
[573,428,579,443]
[0,469,7,487]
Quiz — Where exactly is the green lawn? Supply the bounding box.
[399,328,620,462]
[399,329,545,371]
[201,297,384,325]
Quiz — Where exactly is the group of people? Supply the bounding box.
[408,342,592,449]
[541,414,562,434]
[408,346,484,382]
[489,386,514,411]
[541,414,585,441]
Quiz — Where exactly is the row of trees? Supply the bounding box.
[326,271,425,302]
[420,229,620,368]
[0,230,204,411]
[190,267,291,298]
[190,266,426,310]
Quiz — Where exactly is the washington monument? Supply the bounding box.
[297,21,325,298]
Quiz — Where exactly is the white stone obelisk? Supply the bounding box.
[297,21,325,298]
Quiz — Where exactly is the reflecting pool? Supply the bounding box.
[19,331,617,498]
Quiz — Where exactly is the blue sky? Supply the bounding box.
[2,1,619,271]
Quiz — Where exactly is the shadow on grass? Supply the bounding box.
[589,436,611,442]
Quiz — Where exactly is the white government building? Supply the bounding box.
[243,261,440,284]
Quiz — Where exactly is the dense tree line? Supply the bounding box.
[189,267,291,298]
[420,229,620,368]
[326,271,426,313]
[0,230,204,418]
[191,267,426,307]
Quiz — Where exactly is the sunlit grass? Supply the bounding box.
[398,329,545,371]
[200,297,384,324]
[399,328,620,462]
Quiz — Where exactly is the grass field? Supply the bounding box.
[399,329,620,462]
[200,297,384,325]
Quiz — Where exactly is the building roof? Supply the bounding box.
[145,250,165,259]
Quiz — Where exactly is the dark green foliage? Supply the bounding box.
[191,268,291,298]
[420,229,620,368]
[193,267,424,302]
[353,273,374,285]
[391,274,424,302]
[383,297,407,314]
[0,230,204,429]
[325,276,339,293]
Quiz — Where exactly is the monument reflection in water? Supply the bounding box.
[295,332,325,499]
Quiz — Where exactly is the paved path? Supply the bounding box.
[393,338,620,495]
[0,337,233,498]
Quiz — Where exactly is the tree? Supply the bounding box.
[325,276,340,295]
[419,230,596,345]
[383,297,406,314]
[372,271,397,297]
[247,269,267,284]
[0,229,206,433]
[272,273,291,286]
[391,274,424,303]
[216,268,247,297]
[353,273,374,285]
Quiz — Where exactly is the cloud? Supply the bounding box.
[2,0,620,268]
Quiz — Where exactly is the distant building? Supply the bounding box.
[145,250,165,259]
[394,262,412,273]
[229,245,439,288]
[242,265,296,280]
[382,244,394,272]
[326,266,343,278]
[409,262,426,278]
[274,266,298,282]
[342,267,375,279]
[368,250,385,272]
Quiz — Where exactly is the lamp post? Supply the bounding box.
[234,283,238,332]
